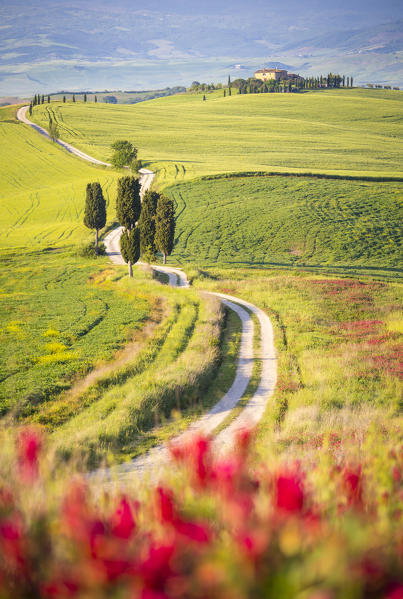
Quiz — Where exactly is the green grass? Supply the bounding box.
[0,105,146,418]
[0,251,150,417]
[188,266,402,457]
[0,105,119,250]
[0,104,250,466]
[31,88,403,186]
[51,289,225,466]
[167,175,402,273]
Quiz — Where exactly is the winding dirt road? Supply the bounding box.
[17,105,277,477]
[17,105,111,166]
[104,211,277,479]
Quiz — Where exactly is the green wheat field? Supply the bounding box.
[31,88,403,185]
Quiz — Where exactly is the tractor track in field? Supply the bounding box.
[17,104,277,478]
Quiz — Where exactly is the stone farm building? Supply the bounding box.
[254,68,301,81]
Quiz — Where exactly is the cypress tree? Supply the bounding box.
[139,190,159,261]
[228,75,231,96]
[48,117,59,142]
[116,176,141,230]
[72,94,76,103]
[63,95,66,103]
[350,76,353,87]
[120,228,140,277]
[203,95,206,101]
[47,95,50,103]
[41,95,44,104]
[83,182,107,254]
[29,102,32,116]
[155,195,175,264]
[84,93,87,103]
[116,176,141,276]
[95,95,97,103]
[223,89,226,97]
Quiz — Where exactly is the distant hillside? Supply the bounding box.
[46,87,186,105]
[0,0,402,95]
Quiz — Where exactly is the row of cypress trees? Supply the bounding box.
[84,176,175,277]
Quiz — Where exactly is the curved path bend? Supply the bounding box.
[17,105,277,478]
[104,224,277,481]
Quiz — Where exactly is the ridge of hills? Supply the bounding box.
[0,0,402,95]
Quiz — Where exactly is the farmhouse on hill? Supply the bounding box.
[254,68,302,81]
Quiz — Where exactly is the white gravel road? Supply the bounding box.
[16,105,111,166]
[17,104,277,478]
[104,220,277,482]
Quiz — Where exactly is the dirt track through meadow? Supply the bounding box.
[17,105,277,480]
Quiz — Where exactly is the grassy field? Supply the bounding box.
[0,105,119,250]
[31,88,403,185]
[0,105,150,421]
[188,266,402,453]
[2,93,402,468]
[50,287,225,465]
[0,252,150,417]
[167,175,402,274]
[0,105,244,465]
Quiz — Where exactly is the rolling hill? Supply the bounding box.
[30,88,403,183]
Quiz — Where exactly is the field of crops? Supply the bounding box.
[167,175,402,274]
[31,88,403,186]
[0,106,119,249]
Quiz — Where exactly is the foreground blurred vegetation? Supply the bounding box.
[0,424,401,598]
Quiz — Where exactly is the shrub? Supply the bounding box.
[77,241,106,258]
[131,158,143,174]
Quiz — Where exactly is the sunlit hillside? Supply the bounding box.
[31,89,403,186]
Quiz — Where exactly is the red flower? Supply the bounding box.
[17,427,42,481]
[156,487,175,524]
[42,578,80,597]
[236,428,254,455]
[0,516,26,570]
[110,497,136,539]
[192,435,210,486]
[156,487,210,543]
[386,584,403,599]
[139,542,175,590]
[171,435,212,487]
[174,520,210,543]
[343,465,363,509]
[275,471,304,514]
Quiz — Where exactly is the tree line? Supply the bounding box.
[84,176,175,277]
[194,73,354,98]
[29,94,98,114]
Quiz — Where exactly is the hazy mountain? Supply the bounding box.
[0,0,402,96]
